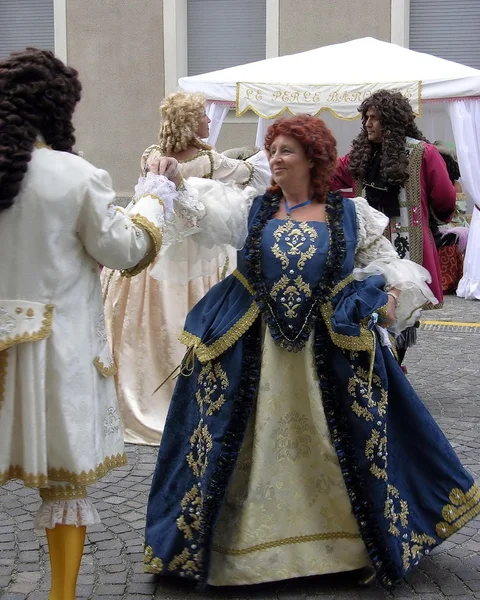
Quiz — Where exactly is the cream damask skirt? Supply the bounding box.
[102,252,234,446]
[208,332,370,586]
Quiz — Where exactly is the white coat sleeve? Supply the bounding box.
[77,168,178,277]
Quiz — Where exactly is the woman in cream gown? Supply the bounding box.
[102,91,270,445]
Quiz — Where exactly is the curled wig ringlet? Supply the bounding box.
[0,47,81,211]
[433,141,461,183]
[348,90,427,187]
[264,114,338,203]
[158,91,212,154]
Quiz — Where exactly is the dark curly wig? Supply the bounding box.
[264,114,337,203]
[348,90,427,186]
[0,48,82,211]
[433,142,461,183]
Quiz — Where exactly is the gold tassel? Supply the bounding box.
[152,346,196,395]
[367,330,376,399]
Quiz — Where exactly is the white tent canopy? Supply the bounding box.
[179,37,480,214]
[180,37,480,107]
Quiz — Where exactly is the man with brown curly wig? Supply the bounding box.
[332,90,456,361]
[0,47,182,600]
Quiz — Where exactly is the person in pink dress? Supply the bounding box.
[331,91,456,362]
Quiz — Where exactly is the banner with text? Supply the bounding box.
[236,81,422,120]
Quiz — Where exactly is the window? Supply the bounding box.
[409,0,480,69]
[0,0,54,60]
[187,0,267,77]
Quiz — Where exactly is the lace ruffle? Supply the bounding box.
[134,173,178,219]
[35,499,101,532]
[149,178,257,282]
[352,197,437,333]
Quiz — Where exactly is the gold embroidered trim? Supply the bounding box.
[233,269,254,294]
[93,356,118,377]
[144,545,164,574]
[39,484,88,501]
[102,268,117,303]
[423,301,443,311]
[0,304,54,352]
[405,142,425,264]
[121,215,163,278]
[212,531,362,556]
[206,150,214,179]
[219,255,230,281]
[436,484,480,539]
[0,349,7,413]
[178,302,260,363]
[354,180,363,197]
[0,452,128,488]
[178,149,209,165]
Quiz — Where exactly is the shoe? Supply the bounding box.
[401,365,408,375]
[356,566,376,586]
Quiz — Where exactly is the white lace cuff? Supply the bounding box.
[352,197,437,332]
[35,499,101,532]
[134,173,178,219]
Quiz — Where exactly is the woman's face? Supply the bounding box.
[268,134,311,187]
[196,109,211,139]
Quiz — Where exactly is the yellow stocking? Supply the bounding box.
[46,527,64,600]
[46,524,86,600]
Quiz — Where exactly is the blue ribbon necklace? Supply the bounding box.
[284,197,312,216]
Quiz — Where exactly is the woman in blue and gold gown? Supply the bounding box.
[143,115,480,588]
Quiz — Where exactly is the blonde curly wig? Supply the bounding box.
[158,91,212,153]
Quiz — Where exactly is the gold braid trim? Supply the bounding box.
[242,161,255,186]
[320,277,376,353]
[0,304,54,352]
[212,531,361,556]
[436,484,480,539]
[39,484,87,501]
[423,301,443,310]
[233,269,254,294]
[0,452,128,488]
[93,356,118,377]
[178,302,260,364]
[102,268,117,303]
[219,255,230,281]
[405,142,425,266]
[121,215,163,278]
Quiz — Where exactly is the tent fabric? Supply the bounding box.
[179,37,480,108]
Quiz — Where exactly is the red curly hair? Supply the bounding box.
[264,114,338,203]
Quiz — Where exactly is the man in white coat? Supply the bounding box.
[0,48,182,600]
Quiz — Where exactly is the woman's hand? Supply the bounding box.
[386,295,397,326]
[385,287,399,326]
[147,156,182,186]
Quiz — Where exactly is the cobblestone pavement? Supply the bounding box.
[1,295,479,600]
